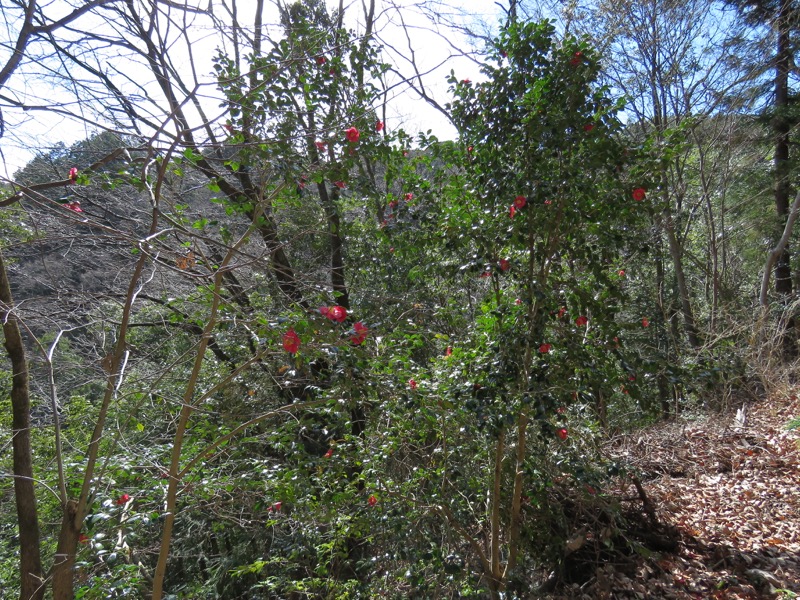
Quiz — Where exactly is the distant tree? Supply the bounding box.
[723,0,800,298]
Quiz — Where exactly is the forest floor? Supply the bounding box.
[552,389,800,599]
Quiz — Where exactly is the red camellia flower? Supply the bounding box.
[315,56,327,65]
[480,271,491,278]
[499,258,510,272]
[513,195,527,209]
[65,201,83,213]
[642,317,650,328]
[350,321,369,345]
[557,307,567,319]
[575,315,589,327]
[444,346,453,357]
[116,493,130,506]
[557,428,568,440]
[461,78,471,84]
[283,328,300,354]
[409,378,417,390]
[345,127,360,143]
[509,205,517,219]
[632,187,646,201]
[570,51,583,66]
[539,343,552,354]
[324,448,334,458]
[368,494,378,507]
[544,199,552,205]
[467,145,474,153]
[618,269,626,278]
[329,305,347,322]
[404,192,413,201]
[375,120,384,132]
[273,501,282,511]
[334,181,346,189]
[79,533,89,544]
[68,167,78,183]
[315,140,327,151]
[583,123,595,132]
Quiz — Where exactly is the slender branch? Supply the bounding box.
[45,331,67,503]
[150,186,267,600]
[490,427,505,585]
[505,412,527,575]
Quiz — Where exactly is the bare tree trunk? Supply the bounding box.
[774,0,792,296]
[0,249,45,600]
[761,191,800,307]
[662,210,701,347]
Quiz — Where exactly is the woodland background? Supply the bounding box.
[1,0,799,598]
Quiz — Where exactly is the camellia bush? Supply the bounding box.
[346,20,654,597]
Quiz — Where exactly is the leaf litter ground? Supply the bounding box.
[548,392,800,599]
